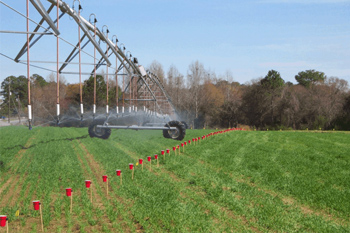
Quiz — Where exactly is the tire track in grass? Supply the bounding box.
[79,139,145,232]
[72,139,139,232]
[113,141,260,232]
[0,132,37,206]
[71,141,113,232]
[7,130,39,168]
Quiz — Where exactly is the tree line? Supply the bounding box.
[1,60,349,130]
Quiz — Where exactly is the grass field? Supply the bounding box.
[0,126,349,232]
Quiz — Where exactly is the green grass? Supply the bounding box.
[0,126,349,232]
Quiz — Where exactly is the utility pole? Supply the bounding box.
[18,95,21,123]
[8,79,10,123]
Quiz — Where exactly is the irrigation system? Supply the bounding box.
[0,0,186,140]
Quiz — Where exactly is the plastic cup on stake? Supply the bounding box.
[181,143,184,153]
[166,149,170,156]
[102,175,108,196]
[116,170,122,185]
[0,215,8,233]
[154,154,159,167]
[161,150,165,160]
[0,215,7,227]
[129,163,134,180]
[66,188,73,213]
[139,158,143,170]
[32,200,44,232]
[85,180,92,202]
[147,156,152,170]
[173,146,176,155]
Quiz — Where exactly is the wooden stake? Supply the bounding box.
[150,160,152,171]
[132,168,134,180]
[157,158,159,168]
[6,219,8,233]
[106,179,109,196]
[90,186,92,203]
[39,204,44,232]
[70,193,73,214]
[120,173,122,185]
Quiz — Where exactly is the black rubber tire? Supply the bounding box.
[88,119,111,139]
[163,123,171,139]
[181,121,188,129]
[163,121,186,141]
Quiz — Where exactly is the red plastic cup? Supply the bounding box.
[33,200,40,211]
[166,149,170,154]
[181,143,184,147]
[161,150,165,155]
[154,154,158,159]
[85,180,91,188]
[147,156,151,162]
[173,147,176,151]
[0,215,7,227]
[116,170,121,176]
[195,138,198,142]
[188,140,191,144]
[184,142,187,145]
[66,188,72,197]
[129,163,134,170]
[102,175,108,182]
[192,138,195,142]
[139,158,143,164]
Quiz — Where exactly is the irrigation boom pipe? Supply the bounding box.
[96,125,177,130]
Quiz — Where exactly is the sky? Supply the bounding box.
[0,0,349,88]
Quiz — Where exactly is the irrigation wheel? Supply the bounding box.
[88,119,111,139]
[163,121,186,141]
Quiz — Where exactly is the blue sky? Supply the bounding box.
[0,0,349,86]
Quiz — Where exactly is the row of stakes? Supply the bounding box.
[0,128,244,232]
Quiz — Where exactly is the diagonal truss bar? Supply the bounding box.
[46,0,112,66]
[14,4,65,62]
[30,0,59,35]
[90,46,112,75]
